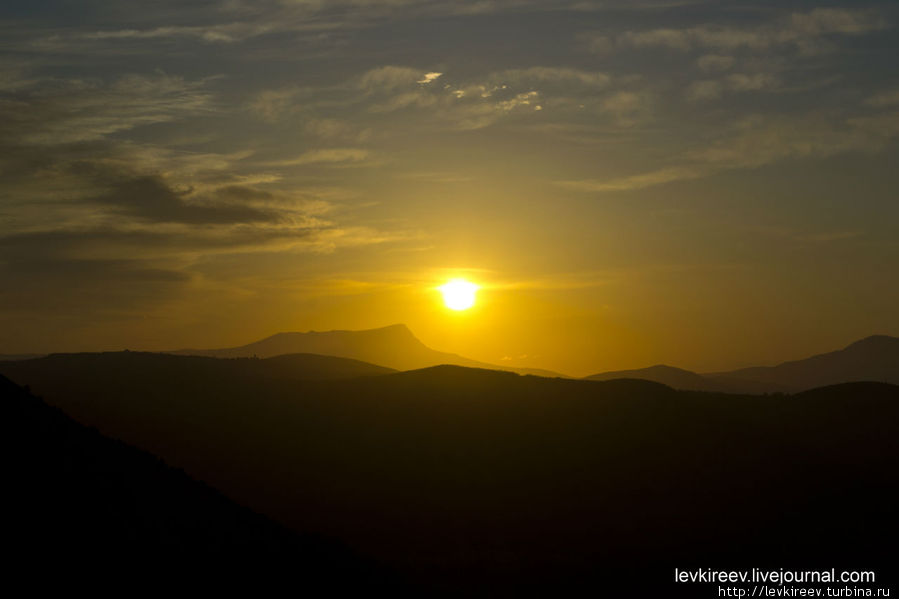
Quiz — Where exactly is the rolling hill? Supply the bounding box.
[584,364,720,390]
[586,334,899,393]
[2,353,896,595]
[706,334,899,391]
[0,353,43,361]
[172,323,566,378]
[0,350,396,393]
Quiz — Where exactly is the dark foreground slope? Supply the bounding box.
[2,355,897,596]
[0,374,391,592]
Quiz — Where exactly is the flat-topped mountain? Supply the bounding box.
[173,323,565,377]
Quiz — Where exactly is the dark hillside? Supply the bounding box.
[2,356,896,595]
[0,374,390,592]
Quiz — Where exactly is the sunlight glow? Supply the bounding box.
[438,279,479,311]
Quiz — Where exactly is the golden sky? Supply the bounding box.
[1,1,898,375]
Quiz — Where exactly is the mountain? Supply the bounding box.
[584,364,720,390]
[585,335,899,393]
[3,349,395,383]
[584,363,784,393]
[173,323,567,377]
[0,352,396,418]
[2,356,896,594]
[0,373,390,590]
[707,334,899,392]
[0,353,43,361]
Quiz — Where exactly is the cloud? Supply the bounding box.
[248,87,301,122]
[598,91,652,126]
[696,54,734,73]
[369,90,439,113]
[0,70,310,231]
[88,174,284,225]
[359,66,428,91]
[417,72,443,84]
[271,148,372,166]
[0,73,212,145]
[686,72,778,101]
[78,23,279,44]
[304,118,372,142]
[0,62,408,321]
[248,64,614,135]
[349,64,616,129]
[866,89,899,108]
[557,109,899,193]
[616,8,886,54]
[489,67,610,89]
[581,33,613,56]
[557,166,703,192]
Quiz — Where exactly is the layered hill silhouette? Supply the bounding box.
[0,353,42,361]
[2,353,896,595]
[585,364,721,390]
[0,373,391,590]
[172,323,565,378]
[0,350,396,390]
[586,334,899,393]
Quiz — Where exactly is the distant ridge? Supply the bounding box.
[585,335,899,393]
[0,353,43,361]
[0,350,396,388]
[585,364,718,390]
[173,324,567,378]
[706,334,899,392]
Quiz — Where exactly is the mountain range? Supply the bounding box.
[172,325,899,392]
[587,334,899,393]
[172,323,565,378]
[5,326,899,393]
[1,353,896,595]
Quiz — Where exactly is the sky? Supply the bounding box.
[1,0,898,376]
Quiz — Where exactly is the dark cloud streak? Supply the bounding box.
[89,173,284,225]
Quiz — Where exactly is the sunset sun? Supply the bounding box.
[438,279,479,311]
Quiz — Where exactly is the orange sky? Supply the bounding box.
[1,2,898,375]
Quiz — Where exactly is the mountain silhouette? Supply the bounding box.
[172,323,566,377]
[706,334,899,392]
[585,334,899,393]
[0,353,43,361]
[0,350,395,390]
[2,355,896,595]
[0,373,392,591]
[584,364,720,390]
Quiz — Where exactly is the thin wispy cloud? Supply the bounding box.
[615,8,886,54]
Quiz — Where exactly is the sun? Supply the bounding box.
[438,279,479,311]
